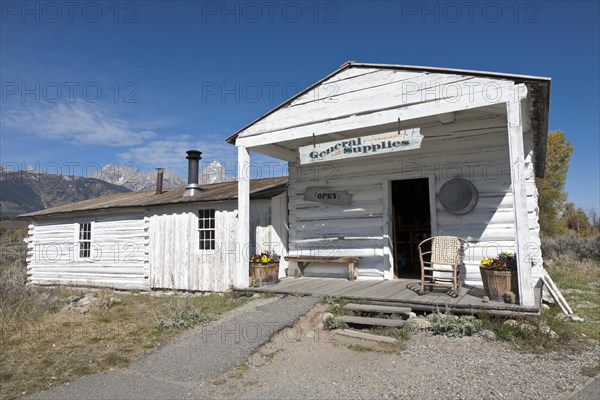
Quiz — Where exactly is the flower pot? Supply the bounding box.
[249,263,279,287]
[479,267,518,303]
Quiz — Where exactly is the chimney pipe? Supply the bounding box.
[184,150,202,197]
[155,168,164,195]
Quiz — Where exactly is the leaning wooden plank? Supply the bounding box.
[335,315,405,327]
[343,303,412,315]
[542,271,573,315]
[335,329,397,344]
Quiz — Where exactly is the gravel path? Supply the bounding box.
[28,295,319,400]
[27,299,600,399]
[199,304,600,400]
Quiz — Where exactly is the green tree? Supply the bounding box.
[537,130,574,236]
[561,202,591,235]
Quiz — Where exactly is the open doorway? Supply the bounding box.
[392,178,431,278]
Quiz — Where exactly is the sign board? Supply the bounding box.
[304,187,352,205]
[299,128,423,165]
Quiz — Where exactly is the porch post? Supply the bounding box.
[506,92,535,307]
[235,145,250,288]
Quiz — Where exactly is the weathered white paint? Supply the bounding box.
[235,64,541,296]
[236,145,250,288]
[286,110,532,285]
[26,196,287,292]
[235,70,525,148]
[26,211,149,290]
[148,199,272,292]
[255,192,289,278]
[507,94,535,306]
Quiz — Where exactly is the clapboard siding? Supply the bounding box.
[148,199,272,292]
[27,212,149,290]
[287,113,525,284]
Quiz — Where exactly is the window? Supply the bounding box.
[198,209,216,250]
[79,222,92,258]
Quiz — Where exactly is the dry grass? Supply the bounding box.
[545,258,600,342]
[0,263,251,400]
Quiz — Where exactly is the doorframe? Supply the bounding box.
[382,173,437,280]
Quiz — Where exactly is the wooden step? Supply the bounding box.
[335,329,397,343]
[334,316,405,328]
[343,303,412,315]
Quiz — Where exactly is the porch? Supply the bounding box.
[244,277,541,317]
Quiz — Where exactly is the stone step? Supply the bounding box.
[335,315,405,328]
[343,303,412,315]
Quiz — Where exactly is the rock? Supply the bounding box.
[251,293,261,298]
[413,317,432,329]
[569,315,584,323]
[556,313,570,321]
[541,326,559,339]
[77,297,93,307]
[542,304,550,310]
[84,292,96,299]
[321,312,334,322]
[306,330,316,338]
[407,312,417,320]
[479,329,496,341]
[482,296,490,303]
[520,323,535,333]
[503,292,517,304]
[67,295,81,303]
[542,286,556,304]
[504,319,518,327]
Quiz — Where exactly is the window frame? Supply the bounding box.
[76,221,94,260]
[197,209,216,251]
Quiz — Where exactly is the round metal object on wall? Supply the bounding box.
[439,178,478,215]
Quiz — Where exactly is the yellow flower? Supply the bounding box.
[261,255,270,263]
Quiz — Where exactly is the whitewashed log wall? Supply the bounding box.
[26,211,149,290]
[26,197,287,292]
[288,114,542,284]
[237,67,543,287]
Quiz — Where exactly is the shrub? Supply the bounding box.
[430,311,482,337]
[323,316,345,330]
[542,233,600,261]
[155,298,209,332]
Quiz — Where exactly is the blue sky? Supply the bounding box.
[1,0,598,211]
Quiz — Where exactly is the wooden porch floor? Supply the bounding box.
[244,277,541,316]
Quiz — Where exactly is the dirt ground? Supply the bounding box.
[201,304,600,400]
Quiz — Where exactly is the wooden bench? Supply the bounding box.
[284,256,359,281]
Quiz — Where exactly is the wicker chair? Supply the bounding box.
[418,236,468,297]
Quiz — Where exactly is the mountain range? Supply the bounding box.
[0,162,233,219]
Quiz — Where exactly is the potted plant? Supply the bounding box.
[249,251,280,287]
[479,253,518,303]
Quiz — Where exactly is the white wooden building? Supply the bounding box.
[21,173,288,292]
[228,62,551,307]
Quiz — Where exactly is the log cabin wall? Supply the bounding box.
[288,112,542,285]
[26,210,149,290]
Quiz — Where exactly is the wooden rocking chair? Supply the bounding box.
[418,236,468,297]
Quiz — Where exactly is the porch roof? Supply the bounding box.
[226,61,551,178]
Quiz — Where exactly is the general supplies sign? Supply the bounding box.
[299,128,423,165]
